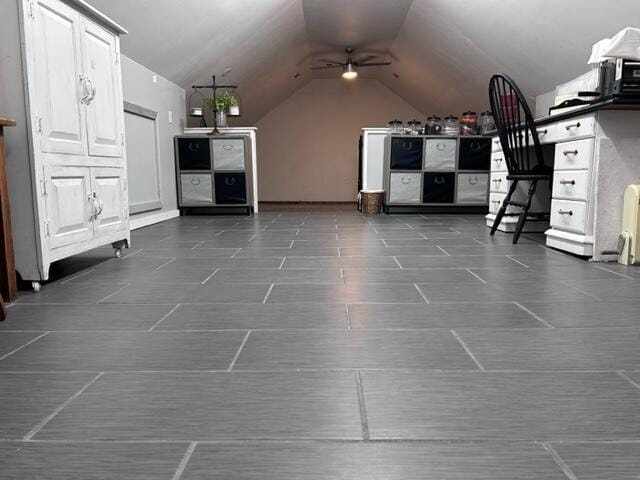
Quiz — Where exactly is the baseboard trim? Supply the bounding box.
[130,209,180,230]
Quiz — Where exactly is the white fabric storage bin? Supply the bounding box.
[424,139,456,171]
[389,173,421,203]
[181,174,213,205]
[457,173,489,204]
[213,139,245,171]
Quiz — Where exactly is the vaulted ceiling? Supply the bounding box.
[90,0,640,123]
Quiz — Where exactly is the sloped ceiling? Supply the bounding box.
[90,0,640,122]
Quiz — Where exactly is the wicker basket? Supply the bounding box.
[360,190,385,215]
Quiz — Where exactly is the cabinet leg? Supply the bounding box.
[111,240,128,259]
[31,281,41,293]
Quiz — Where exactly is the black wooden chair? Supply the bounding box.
[488,74,552,244]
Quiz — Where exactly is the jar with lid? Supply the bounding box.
[407,120,422,135]
[388,119,403,135]
[442,116,459,136]
[479,111,496,135]
[425,116,442,135]
[459,111,479,135]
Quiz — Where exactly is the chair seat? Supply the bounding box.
[507,174,551,180]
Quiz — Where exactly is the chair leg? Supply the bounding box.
[512,180,538,244]
[490,180,519,236]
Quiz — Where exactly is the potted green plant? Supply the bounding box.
[206,92,238,127]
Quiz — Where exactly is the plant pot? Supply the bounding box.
[229,105,240,116]
[215,111,227,128]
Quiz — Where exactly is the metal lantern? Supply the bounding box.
[188,89,207,127]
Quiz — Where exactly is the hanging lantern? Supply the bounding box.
[188,89,207,127]
[228,88,241,116]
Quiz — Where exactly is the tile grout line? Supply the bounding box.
[355,371,370,441]
[148,304,182,331]
[23,371,105,441]
[392,256,403,269]
[121,249,143,259]
[60,269,95,285]
[278,258,287,270]
[0,331,50,361]
[201,269,220,285]
[513,302,555,329]
[155,258,177,271]
[466,268,487,284]
[414,284,430,304]
[262,284,275,304]
[436,245,450,256]
[617,371,640,392]
[171,441,197,480]
[190,241,205,250]
[472,238,489,246]
[506,255,530,268]
[541,442,578,480]
[345,304,351,330]
[230,248,242,258]
[593,264,634,279]
[562,282,603,302]
[227,331,251,371]
[451,330,485,371]
[96,283,131,304]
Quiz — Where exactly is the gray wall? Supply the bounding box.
[121,55,185,226]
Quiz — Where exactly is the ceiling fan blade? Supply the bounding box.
[316,59,345,65]
[353,55,378,64]
[310,65,344,70]
[357,62,393,67]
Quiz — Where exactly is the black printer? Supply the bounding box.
[598,59,640,99]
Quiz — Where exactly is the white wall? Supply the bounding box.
[121,56,185,226]
[256,78,424,202]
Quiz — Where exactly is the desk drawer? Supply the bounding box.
[491,136,502,152]
[550,199,588,234]
[490,173,508,193]
[489,192,520,214]
[552,170,590,201]
[553,114,596,142]
[491,152,507,172]
[554,138,595,170]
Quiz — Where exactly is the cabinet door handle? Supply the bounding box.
[565,122,582,131]
[88,193,96,219]
[434,177,446,185]
[190,178,201,185]
[468,177,479,185]
[558,209,573,216]
[86,77,96,104]
[79,74,90,104]
[563,149,578,156]
[559,179,576,185]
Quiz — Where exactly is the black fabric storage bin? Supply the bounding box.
[458,137,491,170]
[215,173,247,204]
[390,137,423,170]
[177,138,211,170]
[423,172,456,203]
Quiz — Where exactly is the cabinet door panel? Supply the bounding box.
[44,165,93,249]
[82,19,123,157]
[31,0,87,155]
[91,167,128,236]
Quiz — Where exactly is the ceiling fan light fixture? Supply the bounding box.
[342,63,358,80]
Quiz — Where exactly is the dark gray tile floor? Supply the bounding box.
[1,212,639,478]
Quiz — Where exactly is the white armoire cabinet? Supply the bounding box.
[0,0,129,290]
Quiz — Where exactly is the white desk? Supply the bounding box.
[487,102,640,261]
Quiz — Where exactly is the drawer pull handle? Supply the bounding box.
[225,177,236,186]
[492,200,501,204]
[565,122,582,131]
[563,149,578,156]
[494,158,503,163]
[223,144,233,151]
[537,128,548,135]
[436,143,447,151]
[401,177,411,184]
[468,177,479,185]
[558,209,573,216]
[190,179,201,185]
[402,142,414,151]
[492,178,502,183]
[559,179,576,185]
[434,177,446,185]
[188,143,200,152]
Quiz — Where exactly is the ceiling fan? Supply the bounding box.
[311,47,392,79]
